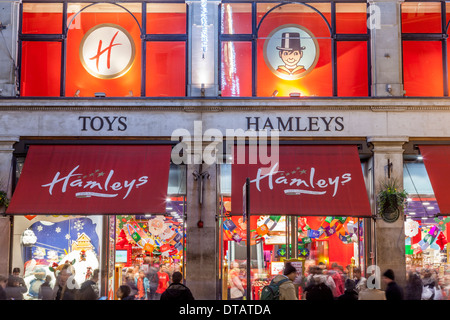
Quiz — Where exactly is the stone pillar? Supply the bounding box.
[368,136,408,289]
[0,0,20,96]
[185,162,218,300]
[0,136,19,275]
[369,0,404,96]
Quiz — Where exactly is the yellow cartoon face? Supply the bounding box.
[279,50,303,68]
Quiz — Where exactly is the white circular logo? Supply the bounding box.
[263,24,319,80]
[79,24,136,79]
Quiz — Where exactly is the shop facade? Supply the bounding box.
[0,0,450,300]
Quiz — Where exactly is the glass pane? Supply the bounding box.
[21,41,61,97]
[147,3,186,34]
[403,41,443,97]
[336,3,367,34]
[221,3,252,34]
[402,2,442,33]
[222,213,365,300]
[257,3,332,38]
[221,42,252,97]
[65,3,142,97]
[114,199,185,299]
[146,42,186,97]
[22,3,63,34]
[168,164,187,195]
[337,41,368,97]
[12,215,104,298]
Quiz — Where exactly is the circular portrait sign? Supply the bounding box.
[263,24,319,80]
[79,23,136,79]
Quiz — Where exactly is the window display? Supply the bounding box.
[220,197,366,300]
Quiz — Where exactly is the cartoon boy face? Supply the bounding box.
[279,49,303,69]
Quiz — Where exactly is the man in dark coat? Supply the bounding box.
[337,279,358,301]
[160,272,194,300]
[382,269,404,300]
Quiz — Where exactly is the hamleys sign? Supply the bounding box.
[79,23,136,79]
[7,145,172,215]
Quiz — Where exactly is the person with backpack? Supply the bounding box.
[261,262,298,300]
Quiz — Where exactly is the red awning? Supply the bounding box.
[418,145,450,214]
[231,145,371,216]
[7,145,172,215]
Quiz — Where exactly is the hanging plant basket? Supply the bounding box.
[377,179,408,223]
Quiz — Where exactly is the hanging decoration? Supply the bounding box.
[436,232,448,250]
[434,217,450,231]
[405,219,420,237]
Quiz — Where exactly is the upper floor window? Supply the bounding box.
[19,2,187,97]
[219,1,371,97]
[402,1,450,96]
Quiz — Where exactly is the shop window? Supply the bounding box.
[218,164,367,300]
[403,159,448,270]
[220,1,370,97]
[12,215,105,299]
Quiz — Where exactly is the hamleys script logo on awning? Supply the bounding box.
[79,23,136,79]
[41,166,148,200]
[250,162,352,197]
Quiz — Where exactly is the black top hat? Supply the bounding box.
[276,32,306,51]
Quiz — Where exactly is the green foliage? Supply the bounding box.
[377,179,408,214]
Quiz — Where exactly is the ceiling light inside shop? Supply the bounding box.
[427,206,434,210]
[417,156,423,160]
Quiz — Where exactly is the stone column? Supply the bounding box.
[185,162,218,299]
[0,136,19,275]
[369,0,404,96]
[368,136,408,289]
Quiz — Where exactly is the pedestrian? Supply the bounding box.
[0,275,7,300]
[124,268,138,296]
[76,269,100,300]
[382,269,404,300]
[303,266,334,301]
[422,269,438,300]
[5,275,27,300]
[155,265,170,300]
[38,275,54,300]
[135,269,150,300]
[117,285,134,300]
[11,267,27,290]
[229,261,245,300]
[144,259,159,300]
[53,263,78,300]
[270,262,298,300]
[160,271,194,300]
[337,279,358,300]
[353,267,367,293]
[405,271,422,300]
[329,262,345,297]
